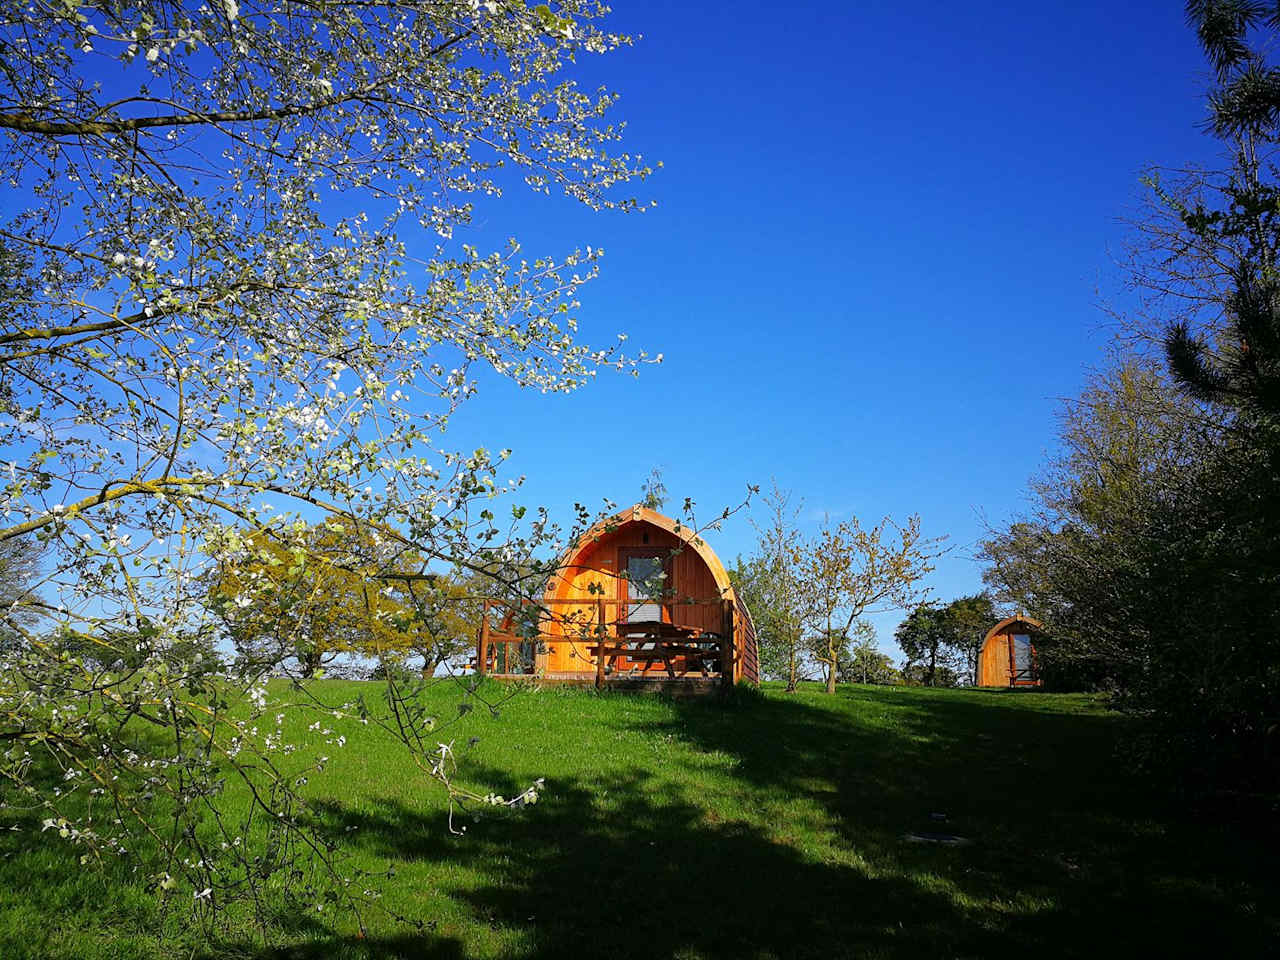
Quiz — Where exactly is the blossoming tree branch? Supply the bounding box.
[0,0,674,931]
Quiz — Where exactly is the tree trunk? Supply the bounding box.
[825,639,837,694]
[926,645,937,687]
[786,635,798,693]
[299,651,319,678]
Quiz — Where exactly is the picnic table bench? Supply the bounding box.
[587,620,723,678]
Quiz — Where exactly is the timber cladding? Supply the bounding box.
[735,592,760,685]
[538,504,760,684]
[976,615,1044,688]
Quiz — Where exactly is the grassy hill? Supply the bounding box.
[1,681,1275,959]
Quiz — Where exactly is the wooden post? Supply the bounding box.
[720,599,735,692]
[595,597,607,690]
[477,600,491,677]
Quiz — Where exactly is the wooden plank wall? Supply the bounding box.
[733,593,759,684]
[976,625,1042,687]
[977,633,1011,686]
[542,523,726,674]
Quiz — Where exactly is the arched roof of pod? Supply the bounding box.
[543,504,736,599]
[982,614,1045,647]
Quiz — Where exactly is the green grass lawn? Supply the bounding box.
[1,681,1276,959]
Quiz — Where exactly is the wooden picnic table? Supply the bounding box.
[588,621,721,678]
[612,619,700,638]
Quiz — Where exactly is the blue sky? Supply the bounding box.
[441,0,1225,653]
[3,2,1220,657]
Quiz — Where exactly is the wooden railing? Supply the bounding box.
[476,596,736,690]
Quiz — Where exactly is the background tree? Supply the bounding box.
[823,620,892,685]
[804,627,845,690]
[207,524,425,677]
[844,637,900,685]
[1160,0,1280,417]
[977,0,1280,783]
[979,360,1213,685]
[979,359,1221,687]
[895,594,996,687]
[0,537,41,650]
[0,0,649,929]
[730,483,810,691]
[938,594,997,686]
[894,605,952,687]
[899,662,962,688]
[396,572,488,677]
[798,514,937,694]
[640,468,668,511]
[56,619,225,677]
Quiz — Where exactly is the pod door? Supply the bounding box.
[617,548,667,671]
[1009,633,1036,685]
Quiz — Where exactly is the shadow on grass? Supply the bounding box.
[308,768,981,960]
[193,934,466,960]
[248,686,1279,960]
[656,687,1278,956]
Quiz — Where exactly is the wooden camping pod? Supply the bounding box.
[976,615,1043,687]
[477,504,759,689]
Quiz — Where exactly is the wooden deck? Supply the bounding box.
[476,596,738,691]
[497,504,761,686]
[482,672,726,697]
